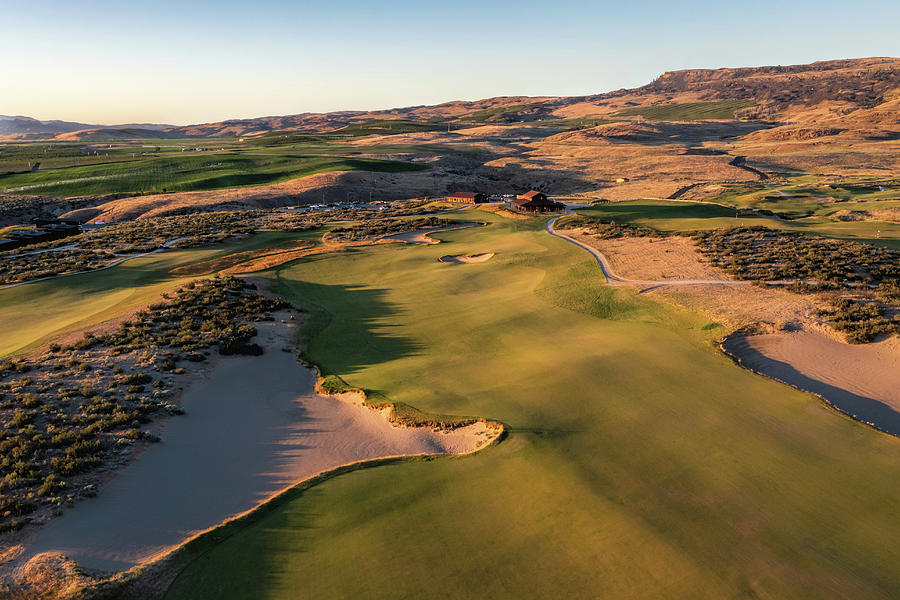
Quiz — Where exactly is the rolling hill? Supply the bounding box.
[4,58,898,143]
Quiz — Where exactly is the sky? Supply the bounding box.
[1,0,898,125]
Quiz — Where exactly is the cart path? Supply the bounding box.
[546,212,752,289]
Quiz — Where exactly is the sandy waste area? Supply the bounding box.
[723,330,900,435]
[10,313,495,573]
[439,253,494,263]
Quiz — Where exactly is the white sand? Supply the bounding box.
[723,330,900,435]
[15,317,494,573]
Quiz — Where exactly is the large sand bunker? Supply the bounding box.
[12,314,496,573]
[439,253,495,263]
[723,330,900,435]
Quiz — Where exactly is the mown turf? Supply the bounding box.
[0,154,426,196]
[160,209,900,599]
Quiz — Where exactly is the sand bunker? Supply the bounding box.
[439,253,494,263]
[723,330,900,435]
[384,223,482,245]
[14,314,496,573]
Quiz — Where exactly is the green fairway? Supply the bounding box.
[576,199,900,248]
[613,100,756,120]
[159,209,900,599]
[0,153,425,196]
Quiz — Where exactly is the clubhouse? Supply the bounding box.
[509,190,565,213]
[447,192,488,204]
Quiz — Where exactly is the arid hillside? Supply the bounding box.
[2,58,898,221]
[5,57,898,143]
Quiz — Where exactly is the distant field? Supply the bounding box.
[0,153,426,196]
[0,142,145,174]
[461,102,548,123]
[521,116,616,130]
[329,119,453,136]
[706,176,900,220]
[157,210,900,600]
[578,199,900,248]
[0,139,252,175]
[613,100,756,121]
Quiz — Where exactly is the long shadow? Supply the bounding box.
[725,339,900,437]
[272,276,423,375]
[579,201,735,223]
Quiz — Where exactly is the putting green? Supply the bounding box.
[160,210,900,599]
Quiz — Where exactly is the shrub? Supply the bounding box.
[37,474,66,497]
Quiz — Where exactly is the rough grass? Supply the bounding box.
[159,209,900,600]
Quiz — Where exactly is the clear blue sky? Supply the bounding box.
[1,0,898,125]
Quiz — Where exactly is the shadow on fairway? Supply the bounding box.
[273,277,422,375]
[580,201,735,222]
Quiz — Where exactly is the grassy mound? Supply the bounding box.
[157,210,900,599]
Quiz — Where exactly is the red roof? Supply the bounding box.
[520,190,545,200]
[447,192,482,199]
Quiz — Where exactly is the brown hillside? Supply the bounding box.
[624,57,900,109]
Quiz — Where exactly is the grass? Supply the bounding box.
[328,120,454,136]
[157,208,900,599]
[705,176,900,220]
[0,153,426,196]
[576,199,900,248]
[0,139,246,175]
[460,102,548,123]
[613,100,757,121]
[519,116,616,130]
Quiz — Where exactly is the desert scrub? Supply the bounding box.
[690,226,900,342]
[0,275,290,534]
[77,210,262,253]
[0,200,469,284]
[0,210,261,284]
[0,248,119,285]
[264,199,453,233]
[690,226,900,287]
[817,298,900,343]
[83,276,287,356]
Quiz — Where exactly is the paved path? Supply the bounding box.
[545,210,752,290]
